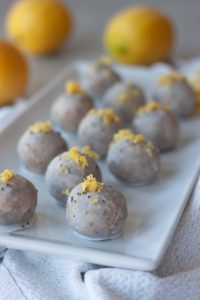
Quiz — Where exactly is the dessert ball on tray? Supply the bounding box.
[18,121,68,175]
[0,169,37,225]
[85,58,121,98]
[66,175,127,240]
[154,72,196,118]
[78,108,124,157]
[45,146,101,206]
[107,129,160,185]
[103,81,145,123]
[51,81,93,133]
[133,101,180,151]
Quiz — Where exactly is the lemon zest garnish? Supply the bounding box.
[81,175,104,193]
[61,152,69,160]
[118,93,129,103]
[92,56,113,73]
[63,147,88,169]
[102,69,112,78]
[131,90,140,98]
[65,80,85,94]
[63,188,70,196]
[68,147,88,168]
[137,101,170,114]
[89,108,120,125]
[146,148,153,157]
[61,146,98,165]
[158,72,185,85]
[127,83,135,88]
[97,55,113,66]
[81,146,99,160]
[91,197,98,204]
[117,89,140,104]
[0,169,13,183]
[58,164,68,173]
[29,121,52,133]
[112,129,145,145]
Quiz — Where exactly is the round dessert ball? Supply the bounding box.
[132,101,180,151]
[66,175,128,240]
[18,121,68,175]
[0,169,37,225]
[154,72,196,118]
[45,146,102,206]
[77,108,124,157]
[107,129,160,185]
[102,81,145,123]
[85,60,121,98]
[51,81,93,133]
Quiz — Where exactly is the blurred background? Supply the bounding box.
[0,0,200,95]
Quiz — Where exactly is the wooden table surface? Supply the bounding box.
[0,0,200,96]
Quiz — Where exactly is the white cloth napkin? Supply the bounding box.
[1,59,200,300]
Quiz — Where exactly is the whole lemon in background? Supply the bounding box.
[0,40,28,106]
[6,0,73,55]
[103,6,174,65]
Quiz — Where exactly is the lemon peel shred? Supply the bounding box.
[63,188,70,196]
[89,108,120,125]
[81,146,99,160]
[158,72,185,85]
[66,80,85,94]
[118,93,129,103]
[0,169,14,183]
[58,164,68,173]
[81,175,104,193]
[63,147,88,169]
[91,197,98,204]
[97,55,113,65]
[29,121,52,133]
[112,129,145,145]
[118,89,140,104]
[137,101,170,114]
[61,146,99,166]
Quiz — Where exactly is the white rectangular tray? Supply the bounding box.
[0,61,200,271]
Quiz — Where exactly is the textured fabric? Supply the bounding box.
[0,60,200,300]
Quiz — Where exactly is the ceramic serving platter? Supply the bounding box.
[0,61,200,271]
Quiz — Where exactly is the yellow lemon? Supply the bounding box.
[103,6,174,65]
[0,40,28,106]
[6,0,73,55]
